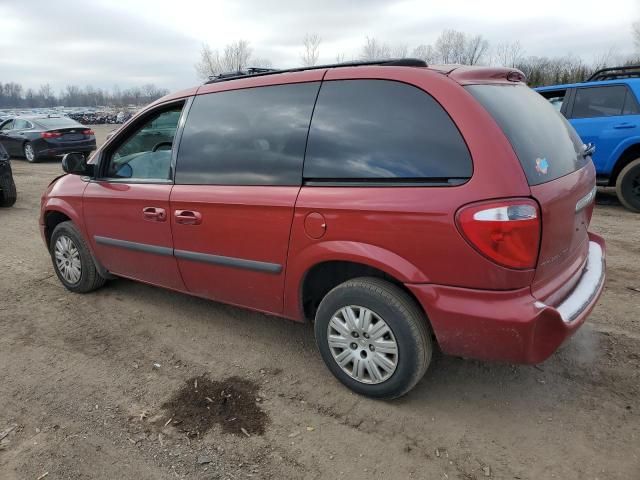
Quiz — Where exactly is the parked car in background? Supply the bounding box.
[0,115,96,163]
[40,60,605,398]
[536,65,640,212]
[0,143,16,207]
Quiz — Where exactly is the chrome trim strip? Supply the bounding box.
[576,186,597,213]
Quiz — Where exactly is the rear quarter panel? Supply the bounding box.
[283,68,535,320]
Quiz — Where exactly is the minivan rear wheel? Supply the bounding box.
[314,277,432,399]
[616,158,640,213]
[50,221,106,293]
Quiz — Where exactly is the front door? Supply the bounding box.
[83,102,187,290]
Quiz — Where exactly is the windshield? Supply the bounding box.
[466,84,588,185]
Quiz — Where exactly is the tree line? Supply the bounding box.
[196,25,640,87]
[4,24,639,109]
[0,83,169,109]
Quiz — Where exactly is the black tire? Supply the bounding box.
[50,221,106,293]
[616,158,640,213]
[314,277,432,399]
[23,141,38,163]
[0,174,16,207]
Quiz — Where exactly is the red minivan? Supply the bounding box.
[40,60,606,398]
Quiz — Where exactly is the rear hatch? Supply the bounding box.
[466,84,595,304]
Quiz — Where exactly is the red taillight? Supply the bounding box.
[456,199,541,269]
[41,132,62,139]
[83,129,94,135]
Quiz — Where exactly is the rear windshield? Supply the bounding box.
[466,84,587,185]
[35,117,81,129]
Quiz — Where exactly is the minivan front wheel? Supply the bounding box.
[314,277,432,399]
[616,158,640,213]
[50,221,106,293]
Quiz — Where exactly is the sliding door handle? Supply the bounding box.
[175,210,202,225]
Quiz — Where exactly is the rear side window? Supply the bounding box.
[176,82,320,185]
[467,84,587,186]
[570,86,626,118]
[623,89,640,115]
[303,80,472,182]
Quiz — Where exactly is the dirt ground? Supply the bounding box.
[1,124,638,480]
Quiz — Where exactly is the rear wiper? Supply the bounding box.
[582,143,596,158]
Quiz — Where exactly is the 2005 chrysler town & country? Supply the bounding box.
[40,60,606,399]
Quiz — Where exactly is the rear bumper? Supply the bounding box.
[35,140,96,157]
[407,233,606,364]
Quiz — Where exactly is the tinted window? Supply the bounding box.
[176,82,320,185]
[36,117,82,128]
[571,86,626,118]
[304,80,471,181]
[623,90,640,115]
[104,106,183,181]
[467,84,587,186]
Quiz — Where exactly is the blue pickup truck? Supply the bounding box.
[536,66,640,212]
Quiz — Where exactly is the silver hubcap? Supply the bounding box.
[24,144,34,161]
[327,305,398,384]
[54,235,82,284]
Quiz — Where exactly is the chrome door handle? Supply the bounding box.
[142,207,167,221]
[175,210,202,225]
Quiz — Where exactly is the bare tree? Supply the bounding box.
[412,44,437,63]
[251,57,273,69]
[634,21,640,50]
[301,33,321,66]
[360,37,391,60]
[335,53,346,63]
[194,40,255,80]
[391,44,409,59]
[195,43,219,80]
[494,41,524,68]
[462,34,489,65]
[435,29,466,64]
[592,46,621,70]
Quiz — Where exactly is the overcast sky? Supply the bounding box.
[1,0,638,93]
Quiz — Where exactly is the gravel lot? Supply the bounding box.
[1,124,639,479]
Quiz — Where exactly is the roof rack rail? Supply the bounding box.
[205,58,428,84]
[587,65,640,82]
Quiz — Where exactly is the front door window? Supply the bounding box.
[105,108,182,180]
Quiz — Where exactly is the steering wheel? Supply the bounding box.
[152,141,173,152]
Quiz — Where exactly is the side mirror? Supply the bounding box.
[62,153,93,176]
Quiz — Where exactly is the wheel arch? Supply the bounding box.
[609,141,640,185]
[284,241,432,324]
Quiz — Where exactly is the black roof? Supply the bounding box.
[588,65,640,82]
[205,58,428,84]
